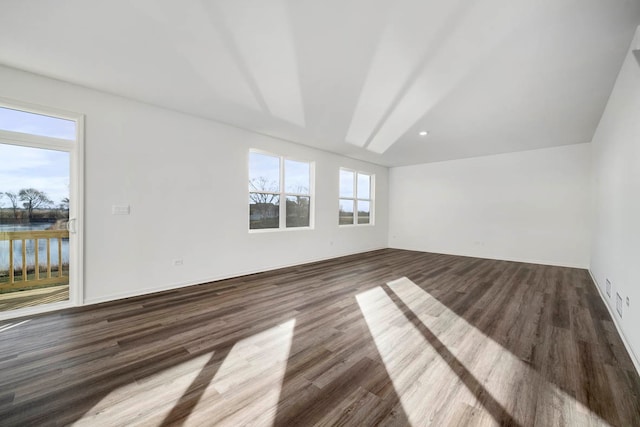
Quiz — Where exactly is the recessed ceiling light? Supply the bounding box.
[419,131,429,136]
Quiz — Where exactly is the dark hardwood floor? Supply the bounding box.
[0,249,638,426]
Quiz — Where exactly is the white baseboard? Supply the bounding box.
[388,245,588,269]
[589,270,640,376]
[83,246,387,306]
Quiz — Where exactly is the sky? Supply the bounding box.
[249,152,310,194]
[0,107,73,206]
[340,169,371,199]
[249,152,372,201]
[0,107,75,140]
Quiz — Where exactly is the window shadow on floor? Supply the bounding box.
[395,252,640,426]
[380,283,521,426]
[1,249,638,425]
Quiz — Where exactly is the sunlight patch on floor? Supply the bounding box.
[75,351,214,426]
[357,285,471,425]
[74,319,296,426]
[358,277,609,426]
[387,277,608,424]
[185,318,296,426]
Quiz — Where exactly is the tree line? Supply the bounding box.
[0,189,68,221]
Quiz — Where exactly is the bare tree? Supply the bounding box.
[249,177,279,226]
[59,197,70,211]
[19,188,53,221]
[55,197,70,220]
[4,192,20,220]
[249,177,278,205]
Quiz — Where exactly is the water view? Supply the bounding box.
[0,109,74,312]
[0,223,70,271]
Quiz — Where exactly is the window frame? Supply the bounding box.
[339,168,374,226]
[248,149,315,232]
[0,96,85,318]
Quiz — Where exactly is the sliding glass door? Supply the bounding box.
[0,99,83,318]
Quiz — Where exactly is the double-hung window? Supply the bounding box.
[249,151,313,230]
[339,169,373,225]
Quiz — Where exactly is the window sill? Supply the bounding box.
[249,226,315,234]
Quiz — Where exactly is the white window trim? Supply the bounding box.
[249,149,315,232]
[339,168,375,227]
[0,97,85,320]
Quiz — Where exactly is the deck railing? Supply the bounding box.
[0,229,69,291]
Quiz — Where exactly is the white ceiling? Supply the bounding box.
[1,1,639,166]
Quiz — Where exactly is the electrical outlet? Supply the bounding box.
[616,293,623,318]
[606,278,611,298]
[112,205,130,215]
[627,296,630,307]
[173,258,183,266]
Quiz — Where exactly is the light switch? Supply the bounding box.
[112,205,130,215]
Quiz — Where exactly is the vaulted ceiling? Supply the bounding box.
[1,1,639,166]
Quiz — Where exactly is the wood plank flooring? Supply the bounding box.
[0,285,69,312]
[0,249,638,426]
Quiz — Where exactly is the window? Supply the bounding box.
[0,98,84,315]
[0,106,76,140]
[249,151,313,230]
[339,169,373,225]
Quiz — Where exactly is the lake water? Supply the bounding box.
[0,223,70,271]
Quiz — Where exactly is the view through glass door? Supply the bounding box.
[0,101,83,317]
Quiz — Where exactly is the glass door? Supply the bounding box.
[0,100,83,318]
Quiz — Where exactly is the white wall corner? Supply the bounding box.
[589,270,640,376]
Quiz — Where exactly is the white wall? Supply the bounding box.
[590,26,640,369]
[0,65,388,304]
[388,143,591,268]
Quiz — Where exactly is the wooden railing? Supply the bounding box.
[0,229,69,291]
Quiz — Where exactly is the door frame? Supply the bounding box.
[0,97,84,320]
